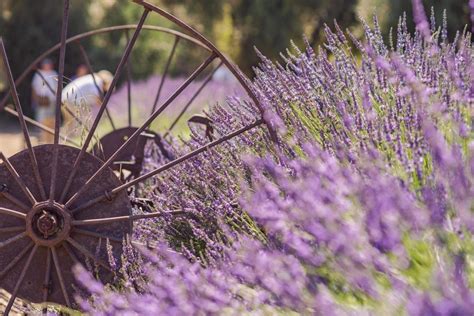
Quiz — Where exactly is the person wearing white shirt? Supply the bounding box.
[61,70,113,129]
[62,70,113,109]
[31,58,58,143]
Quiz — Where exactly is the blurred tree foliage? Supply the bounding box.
[0,0,472,119]
[95,0,211,78]
[358,0,471,40]
[162,0,359,74]
[0,0,92,117]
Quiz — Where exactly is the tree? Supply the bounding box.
[94,0,185,79]
[162,0,359,75]
[359,0,471,41]
[0,0,92,117]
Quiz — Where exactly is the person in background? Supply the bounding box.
[71,64,88,80]
[31,58,58,143]
[61,70,113,124]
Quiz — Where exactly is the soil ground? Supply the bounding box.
[0,123,40,157]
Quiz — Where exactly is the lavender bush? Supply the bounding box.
[75,2,473,315]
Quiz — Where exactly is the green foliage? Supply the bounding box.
[359,0,471,40]
[163,0,358,74]
[0,0,91,116]
[93,0,180,79]
[402,237,435,289]
[1,0,470,119]
[314,265,375,307]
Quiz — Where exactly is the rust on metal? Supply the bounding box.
[70,119,264,215]
[187,115,215,141]
[64,52,217,208]
[3,106,81,147]
[0,40,47,201]
[133,0,278,142]
[49,0,70,204]
[164,61,223,137]
[77,42,117,130]
[0,145,132,308]
[0,25,211,112]
[59,8,151,204]
[92,127,173,180]
[151,35,180,114]
[125,30,133,127]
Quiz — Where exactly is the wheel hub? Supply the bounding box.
[26,201,71,246]
[37,212,58,237]
[0,144,133,306]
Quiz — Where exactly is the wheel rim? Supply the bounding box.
[0,145,132,307]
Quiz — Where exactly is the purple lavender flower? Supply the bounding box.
[74,3,474,315]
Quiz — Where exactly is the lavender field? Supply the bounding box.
[68,3,474,316]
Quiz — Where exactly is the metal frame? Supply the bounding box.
[0,24,213,140]
[0,0,271,313]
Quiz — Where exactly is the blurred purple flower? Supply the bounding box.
[74,5,474,315]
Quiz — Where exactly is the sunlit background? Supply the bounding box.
[0,0,471,155]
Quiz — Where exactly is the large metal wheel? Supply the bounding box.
[0,24,227,177]
[0,0,270,313]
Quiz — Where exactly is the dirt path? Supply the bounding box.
[0,132,35,157]
[0,123,40,157]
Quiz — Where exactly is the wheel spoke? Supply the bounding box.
[0,226,24,234]
[36,69,91,134]
[164,61,223,137]
[72,227,125,244]
[32,70,56,93]
[0,25,212,114]
[4,106,81,147]
[133,0,260,105]
[72,210,185,225]
[59,9,150,204]
[134,0,278,142]
[51,246,71,307]
[70,119,263,215]
[49,0,70,203]
[42,248,52,303]
[151,35,180,114]
[62,242,79,263]
[0,207,26,219]
[0,232,27,250]
[77,43,103,98]
[0,40,47,201]
[0,242,33,279]
[66,237,112,272]
[0,152,37,205]
[72,228,152,249]
[1,191,29,211]
[125,30,133,127]
[36,71,88,132]
[65,53,217,209]
[3,244,38,315]
[77,42,116,130]
[104,109,117,131]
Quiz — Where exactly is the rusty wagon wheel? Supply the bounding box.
[0,0,273,313]
[0,24,224,182]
